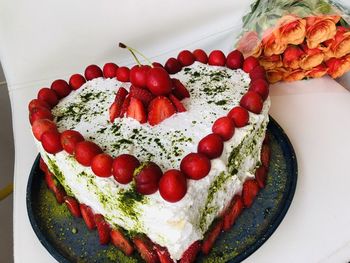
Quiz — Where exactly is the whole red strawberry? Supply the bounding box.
[91,153,113,177]
[198,133,224,159]
[32,119,58,141]
[212,116,235,141]
[103,62,119,79]
[74,141,102,166]
[41,130,63,154]
[135,162,163,195]
[208,50,226,66]
[240,91,263,114]
[37,87,59,107]
[227,106,249,128]
[226,50,244,69]
[29,107,53,125]
[177,50,195,67]
[112,154,140,184]
[180,153,211,180]
[193,49,208,64]
[164,57,182,74]
[243,56,259,73]
[51,79,71,98]
[69,74,86,90]
[159,169,187,202]
[60,130,84,155]
[249,79,269,101]
[85,65,103,80]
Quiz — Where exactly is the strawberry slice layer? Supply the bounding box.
[64,196,81,218]
[223,195,244,231]
[109,87,128,122]
[169,94,186,113]
[111,229,134,256]
[126,97,147,124]
[154,244,175,263]
[202,219,223,255]
[242,179,260,208]
[133,235,159,263]
[129,85,154,106]
[80,204,96,230]
[180,240,201,263]
[148,96,176,126]
[171,78,190,100]
[95,214,111,245]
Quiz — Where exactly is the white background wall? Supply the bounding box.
[0,62,14,263]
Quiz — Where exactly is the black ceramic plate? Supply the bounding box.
[27,117,297,263]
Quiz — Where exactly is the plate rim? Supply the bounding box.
[26,116,298,263]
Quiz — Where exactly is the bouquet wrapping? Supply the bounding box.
[235,0,350,83]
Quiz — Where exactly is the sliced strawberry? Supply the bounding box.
[133,235,158,263]
[171,79,190,100]
[179,240,201,263]
[119,95,131,117]
[109,87,128,122]
[80,204,96,230]
[169,94,186,113]
[148,96,176,126]
[263,133,270,145]
[94,214,111,245]
[109,102,121,123]
[39,157,48,173]
[115,87,129,103]
[54,184,66,204]
[223,195,244,231]
[242,179,260,208]
[129,85,154,106]
[44,169,66,203]
[261,144,271,169]
[255,166,267,189]
[154,244,174,263]
[202,219,223,255]
[126,97,147,124]
[110,228,134,256]
[44,170,57,192]
[64,196,81,217]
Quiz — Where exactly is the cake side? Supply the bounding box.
[34,63,270,260]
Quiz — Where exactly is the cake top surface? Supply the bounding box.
[52,62,250,170]
[32,58,271,261]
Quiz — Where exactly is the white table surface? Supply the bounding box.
[12,75,350,263]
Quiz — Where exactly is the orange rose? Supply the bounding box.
[306,64,328,78]
[259,54,283,70]
[262,30,288,57]
[266,68,286,83]
[283,68,306,82]
[236,31,262,58]
[276,15,306,45]
[283,46,304,69]
[326,55,350,78]
[299,43,324,70]
[306,15,340,49]
[322,26,350,59]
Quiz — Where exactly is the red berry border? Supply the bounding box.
[29,49,270,204]
[39,134,271,262]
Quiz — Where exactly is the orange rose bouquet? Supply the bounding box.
[236,0,350,83]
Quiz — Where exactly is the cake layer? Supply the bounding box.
[37,63,270,260]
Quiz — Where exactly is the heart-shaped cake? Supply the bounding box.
[29,48,271,262]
